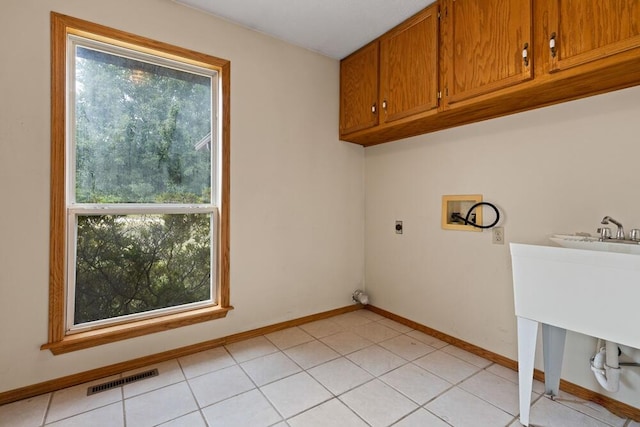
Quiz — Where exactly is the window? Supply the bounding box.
[45,13,231,354]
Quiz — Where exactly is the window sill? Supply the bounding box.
[41,305,233,355]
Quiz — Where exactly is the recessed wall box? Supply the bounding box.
[441,194,483,232]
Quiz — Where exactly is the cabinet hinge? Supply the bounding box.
[437,91,442,99]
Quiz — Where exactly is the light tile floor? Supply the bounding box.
[0,310,636,427]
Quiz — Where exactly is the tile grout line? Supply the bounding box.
[41,392,53,427]
[176,354,209,426]
[120,379,126,427]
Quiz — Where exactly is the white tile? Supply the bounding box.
[425,387,513,427]
[379,334,436,361]
[340,379,418,427]
[554,390,627,427]
[392,408,450,427]
[354,309,385,321]
[347,345,408,376]
[377,318,413,333]
[124,382,197,427]
[240,351,301,386]
[188,365,255,408]
[331,312,373,329]
[201,389,282,427]
[486,363,519,382]
[299,319,344,338]
[260,372,332,419]
[225,336,278,363]
[320,331,373,355]
[485,363,546,394]
[414,351,480,384]
[157,411,207,427]
[45,402,123,427]
[441,345,492,368]
[459,370,523,415]
[0,393,50,427]
[380,363,451,405]
[514,396,615,427]
[265,327,314,350]
[46,375,122,423]
[288,398,368,427]
[284,340,340,369]
[351,322,402,343]
[406,330,448,349]
[308,357,374,395]
[628,421,640,427]
[178,347,236,379]
[122,359,185,398]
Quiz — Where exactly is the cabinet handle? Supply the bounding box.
[549,32,557,58]
[522,43,529,67]
[371,103,377,114]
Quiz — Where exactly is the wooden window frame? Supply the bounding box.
[44,12,232,355]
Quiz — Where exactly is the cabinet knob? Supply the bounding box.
[550,32,557,58]
[522,43,529,67]
[382,100,387,110]
[371,103,377,114]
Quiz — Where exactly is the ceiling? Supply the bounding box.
[175,0,435,59]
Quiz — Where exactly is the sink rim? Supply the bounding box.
[550,234,640,254]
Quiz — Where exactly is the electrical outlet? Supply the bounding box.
[492,227,504,244]
[395,220,403,234]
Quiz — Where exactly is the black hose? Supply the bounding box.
[452,202,500,229]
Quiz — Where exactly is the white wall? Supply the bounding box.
[0,0,364,393]
[365,85,640,408]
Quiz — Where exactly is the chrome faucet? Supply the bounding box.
[601,216,625,240]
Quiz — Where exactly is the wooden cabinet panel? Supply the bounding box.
[339,42,379,135]
[380,4,439,123]
[339,0,640,146]
[547,0,640,72]
[442,0,533,106]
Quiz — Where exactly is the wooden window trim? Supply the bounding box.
[45,12,231,355]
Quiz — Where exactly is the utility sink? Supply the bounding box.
[511,242,640,348]
[510,241,640,425]
[550,233,640,255]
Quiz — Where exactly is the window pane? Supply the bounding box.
[74,213,212,325]
[74,45,213,204]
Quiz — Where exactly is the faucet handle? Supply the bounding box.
[598,227,612,240]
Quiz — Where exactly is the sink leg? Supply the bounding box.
[517,317,538,427]
[542,324,567,397]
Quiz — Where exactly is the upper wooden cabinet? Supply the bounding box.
[440,0,533,107]
[379,4,439,123]
[339,42,379,135]
[340,4,439,138]
[543,0,640,73]
[340,0,640,146]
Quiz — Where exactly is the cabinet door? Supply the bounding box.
[547,0,640,72]
[379,4,439,123]
[340,42,379,135]
[442,0,533,107]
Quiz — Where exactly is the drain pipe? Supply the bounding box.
[590,341,621,392]
[352,289,369,305]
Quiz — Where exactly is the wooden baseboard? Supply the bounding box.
[366,305,640,422]
[4,302,638,422]
[0,304,361,406]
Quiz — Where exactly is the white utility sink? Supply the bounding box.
[550,233,640,255]
[510,241,640,426]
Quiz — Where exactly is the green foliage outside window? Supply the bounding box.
[72,44,214,325]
